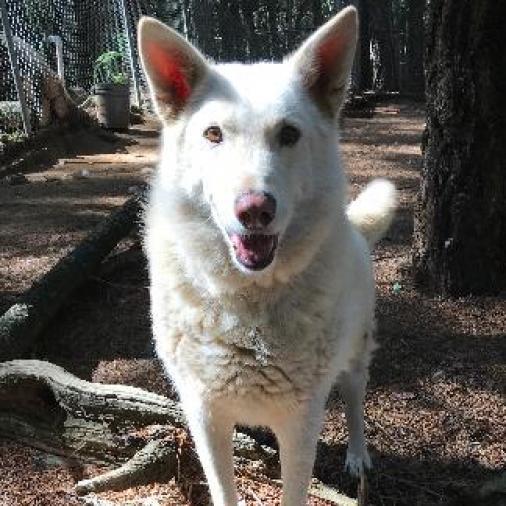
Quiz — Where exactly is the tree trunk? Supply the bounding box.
[216,0,247,62]
[266,0,281,60]
[357,0,373,91]
[238,0,261,61]
[311,0,324,29]
[413,0,506,295]
[404,0,425,94]
[190,0,218,59]
[370,0,400,91]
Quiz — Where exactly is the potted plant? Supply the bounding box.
[93,51,130,129]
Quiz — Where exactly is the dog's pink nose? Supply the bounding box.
[235,191,276,230]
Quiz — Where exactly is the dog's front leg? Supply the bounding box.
[273,397,326,506]
[184,401,238,506]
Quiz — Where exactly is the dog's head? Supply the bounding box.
[139,8,357,287]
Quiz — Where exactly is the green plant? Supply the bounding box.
[93,51,128,85]
[0,131,26,144]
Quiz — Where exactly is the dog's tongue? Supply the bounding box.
[230,234,277,270]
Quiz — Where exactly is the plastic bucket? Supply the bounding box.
[94,83,130,129]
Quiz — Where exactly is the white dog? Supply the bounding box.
[138,6,396,505]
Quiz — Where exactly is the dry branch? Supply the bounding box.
[0,193,144,361]
[74,439,179,495]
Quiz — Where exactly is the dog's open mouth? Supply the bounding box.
[229,233,278,271]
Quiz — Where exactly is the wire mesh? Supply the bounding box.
[0,0,350,136]
[0,0,160,135]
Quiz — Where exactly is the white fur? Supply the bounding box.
[347,179,398,247]
[139,7,395,505]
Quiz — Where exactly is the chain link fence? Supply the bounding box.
[0,0,350,137]
[0,0,172,135]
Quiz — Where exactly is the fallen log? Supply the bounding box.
[0,359,184,463]
[0,192,144,361]
[0,360,356,504]
[0,360,275,496]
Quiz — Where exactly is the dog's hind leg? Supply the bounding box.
[184,402,238,506]
[273,396,326,506]
[338,359,372,476]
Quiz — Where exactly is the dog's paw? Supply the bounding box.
[344,448,372,477]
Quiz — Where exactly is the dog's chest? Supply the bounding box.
[152,281,339,402]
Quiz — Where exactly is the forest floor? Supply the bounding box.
[0,101,504,506]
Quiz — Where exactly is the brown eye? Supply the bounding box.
[204,126,223,144]
[279,124,301,147]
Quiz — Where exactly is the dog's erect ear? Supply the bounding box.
[289,6,358,116]
[138,17,208,120]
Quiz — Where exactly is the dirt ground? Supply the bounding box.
[0,102,504,506]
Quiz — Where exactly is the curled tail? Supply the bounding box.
[346,179,397,247]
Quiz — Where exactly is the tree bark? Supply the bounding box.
[0,193,144,361]
[413,0,506,295]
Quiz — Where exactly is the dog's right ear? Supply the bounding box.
[138,17,208,121]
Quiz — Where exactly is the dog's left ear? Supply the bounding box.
[289,6,358,116]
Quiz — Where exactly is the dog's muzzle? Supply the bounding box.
[230,191,278,270]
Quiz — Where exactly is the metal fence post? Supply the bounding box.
[0,0,31,135]
[119,0,142,108]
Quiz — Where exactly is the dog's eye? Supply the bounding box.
[279,124,301,147]
[203,126,223,144]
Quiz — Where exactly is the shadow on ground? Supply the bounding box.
[314,441,502,505]
[1,176,142,260]
[0,125,136,178]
